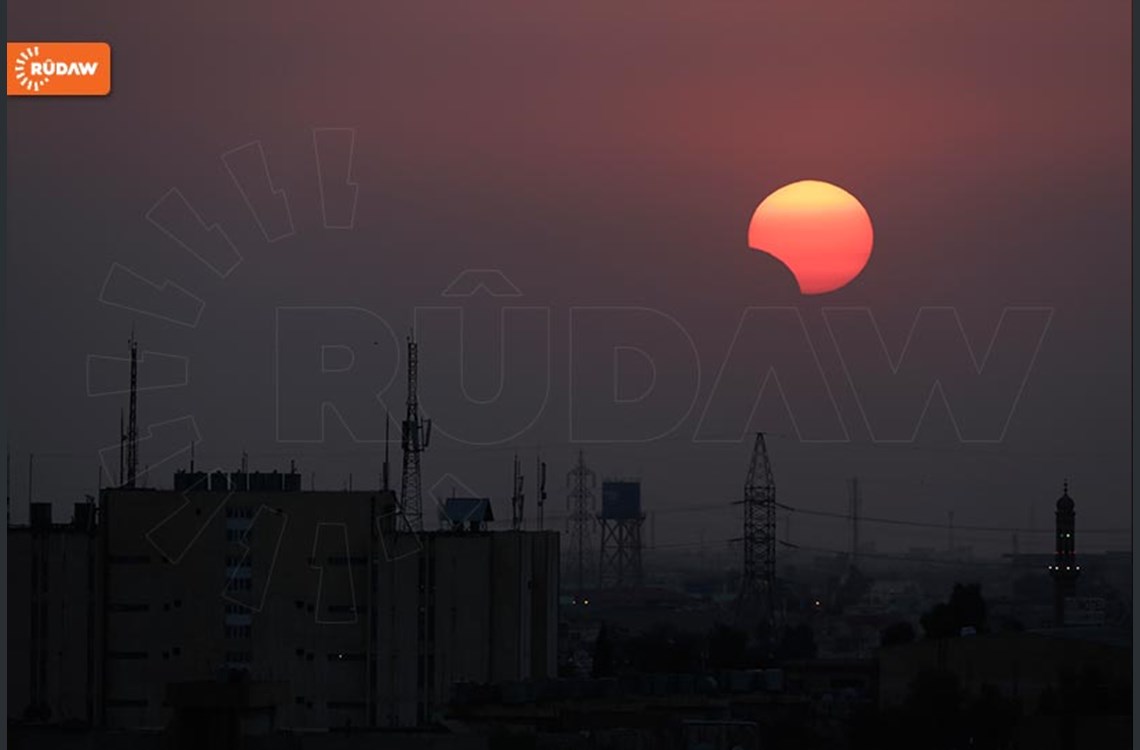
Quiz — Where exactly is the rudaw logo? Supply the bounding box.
[7,42,111,96]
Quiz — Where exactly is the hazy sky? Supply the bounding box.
[7,1,1131,557]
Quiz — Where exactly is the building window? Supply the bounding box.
[225,523,253,542]
[224,625,252,639]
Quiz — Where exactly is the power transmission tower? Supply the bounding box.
[125,333,139,488]
[400,335,431,532]
[511,454,525,530]
[566,450,596,601]
[735,433,776,627]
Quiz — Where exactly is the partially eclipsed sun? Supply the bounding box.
[748,180,873,295]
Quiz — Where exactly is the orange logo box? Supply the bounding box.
[7,42,111,96]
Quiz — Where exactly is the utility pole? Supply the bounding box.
[400,334,431,532]
[118,410,125,487]
[849,477,861,568]
[511,454,525,531]
[382,410,391,492]
[566,450,596,601]
[735,433,777,633]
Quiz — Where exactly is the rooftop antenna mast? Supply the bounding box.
[511,454,525,531]
[400,333,431,531]
[125,332,139,488]
[849,477,861,568]
[535,451,547,530]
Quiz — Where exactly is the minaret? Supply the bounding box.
[1048,480,1079,626]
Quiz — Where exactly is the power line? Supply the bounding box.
[544,498,1124,536]
[777,539,1046,568]
[776,502,1125,535]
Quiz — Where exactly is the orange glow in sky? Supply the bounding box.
[747,180,874,295]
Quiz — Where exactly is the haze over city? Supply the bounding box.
[6,2,1133,749]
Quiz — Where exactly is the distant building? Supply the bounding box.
[377,529,559,726]
[13,470,560,732]
[879,628,1129,712]
[99,475,558,730]
[8,501,101,725]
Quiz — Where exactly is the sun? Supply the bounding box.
[747,180,874,295]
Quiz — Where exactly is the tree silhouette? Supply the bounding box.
[921,583,987,638]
